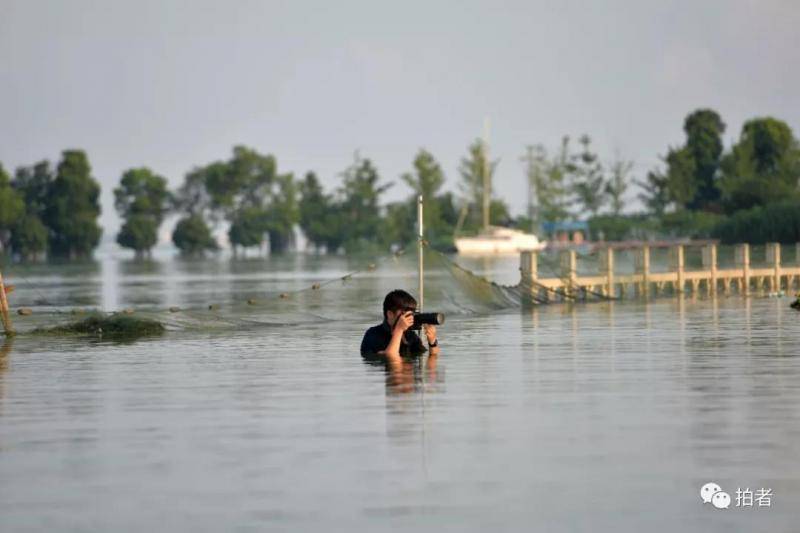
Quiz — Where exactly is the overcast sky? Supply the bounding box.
[1,0,798,233]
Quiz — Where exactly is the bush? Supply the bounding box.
[713,200,800,244]
[659,210,724,239]
[587,214,658,241]
[35,313,165,339]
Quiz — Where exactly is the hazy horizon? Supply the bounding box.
[2,0,798,235]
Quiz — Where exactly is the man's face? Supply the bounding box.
[387,305,415,327]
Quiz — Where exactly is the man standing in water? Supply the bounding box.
[361,289,440,358]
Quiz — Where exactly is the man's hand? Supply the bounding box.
[393,311,414,334]
[423,324,437,344]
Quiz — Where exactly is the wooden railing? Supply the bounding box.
[520,242,800,302]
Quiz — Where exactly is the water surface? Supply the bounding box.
[0,250,798,532]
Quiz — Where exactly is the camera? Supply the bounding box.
[411,312,445,330]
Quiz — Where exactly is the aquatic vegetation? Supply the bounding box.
[33,313,165,339]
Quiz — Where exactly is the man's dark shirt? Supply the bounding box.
[361,319,426,358]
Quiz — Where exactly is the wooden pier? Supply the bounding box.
[520,242,800,302]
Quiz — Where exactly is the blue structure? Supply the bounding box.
[541,221,589,235]
[540,220,590,245]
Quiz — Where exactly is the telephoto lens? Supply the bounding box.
[412,312,445,330]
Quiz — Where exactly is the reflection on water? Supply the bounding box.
[0,250,799,532]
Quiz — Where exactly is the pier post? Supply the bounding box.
[560,250,577,299]
[766,242,781,293]
[520,251,539,306]
[702,244,718,296]
[634,246,650,298]
[0,272,12,336]
[796,242,800,290]
[601,247,614,298]
[671,245,685,295]
[736,244,750,296]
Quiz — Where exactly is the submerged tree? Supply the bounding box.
[336,154,391,252]
[0,164,25,253]
[172,214,217,256]
[9,214,48,261]
[176,146,298,255]
[114,167,170,258]
[42,150,102,258]
[11,161,54,260]
[298,172,341,253]
[262,173,299,253]
[12,161,53,219]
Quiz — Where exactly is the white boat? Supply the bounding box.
[455,226,547,255]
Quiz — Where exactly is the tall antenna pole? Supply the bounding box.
[417,194,424,311]
[482,117,491,232]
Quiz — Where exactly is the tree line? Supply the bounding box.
[0,142,509,260]
[1,108,798,261]
[520,109,800,243]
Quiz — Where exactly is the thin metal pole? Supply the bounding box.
[482,117,491,232]
[418,194,424,311]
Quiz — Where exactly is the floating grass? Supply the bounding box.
[33,313,165,339]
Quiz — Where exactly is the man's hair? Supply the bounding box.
[383,289,417,319]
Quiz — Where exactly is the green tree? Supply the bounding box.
[458,139,500,230]
[184,146,297,253]
[263,173,299,253]
[174,166,213,217]
[382,200,416,250]
[43,150,102,258]
[228,207,267,252]
[718,117,800,212]
[10,214,48,261]
[637,169,671,215]
[570,135,606,217]
[399,149,454,248]
[10,161,52,260]
[114,167,170,258]
[521,139,571,226]
[0,164,25,252]
[337,154,391,252]
[12,160,53,218]
[684,109,725,209]
[654,109,726,211]
[172,215,217,256]
[664,147,697,209]
[605,157,632,215]
[298,172,341,252]
[117,216,159,256]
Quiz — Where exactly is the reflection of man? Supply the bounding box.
[361,290,439,359]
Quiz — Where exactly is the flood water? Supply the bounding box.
[1,247,799,532]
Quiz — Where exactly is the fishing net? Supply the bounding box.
[0,246,531,336]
